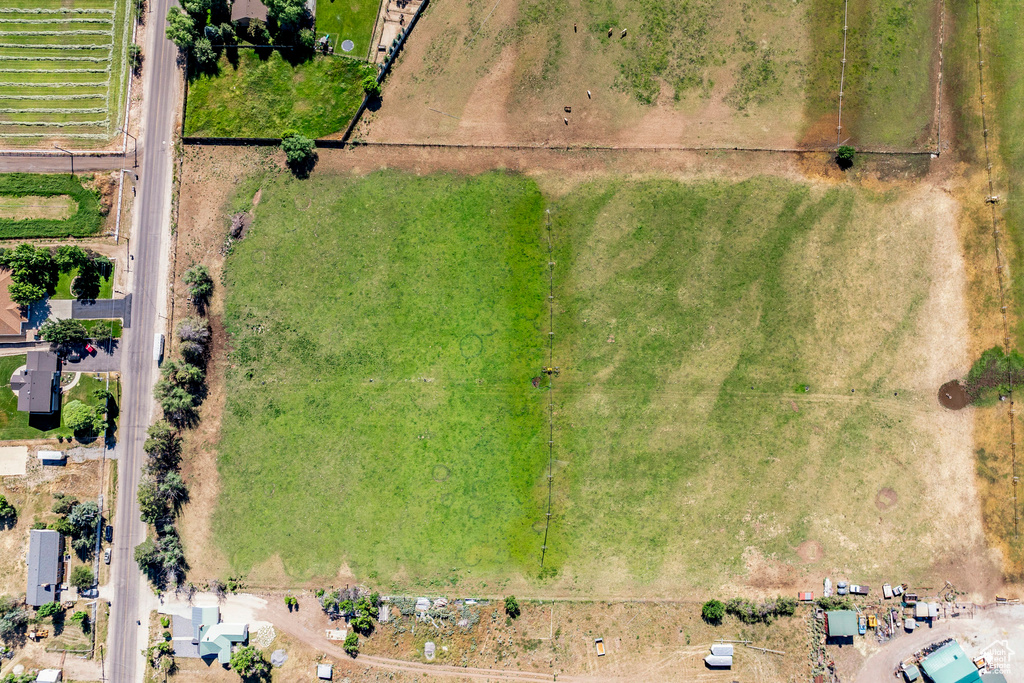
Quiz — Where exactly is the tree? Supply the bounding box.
[0,243,58,300]
[298,27,315,51]
[180,339,205,364]
[264,0,306,29]
[70,565,94,591]
[157,531,186,573]
[504,595,520,618]
[8,280,46,305]
[362,74,381,97]
[343,632,359,657]
[138,479,169,524]
[52,493,78,516]
[129,43,142,72]
[281,132,316,177]
[63,400,100,434]
[701,599,725,624]
[219,22,236,43]
[70,610,90,632]
[144,421,182,472]
[284,596,298,611]
[88,320,114,340]
[182,264,214,307]
[180,0,211,15]
[134,537,160,569]
[177,316,211,346]
[192,36,217,69]
[0,495,15,522]
[229,645,270,678]
[166,8,197,50]
[53,245,88,271]
[162,359,205,389]
[155,380,197,425]
[37,602,61,619]
[248,17,270,44]
[68,501,99,534]
[39,318,87,347]
[0,594,28,639]
[836,145,856,169]
[159,471,189,506]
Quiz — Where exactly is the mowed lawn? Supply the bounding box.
[184,51,368,138]
[217,172,962,589]
[315,0,379,59]
[216,172,549,579]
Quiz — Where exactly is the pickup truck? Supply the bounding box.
[850,585,869,596]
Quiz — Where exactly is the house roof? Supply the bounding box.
[317,663,333,679]
[825,610,858,637]
[230,0,268,22]
[35,670,62,683]
[921,641,983,683]
[191,605,219,644]
[0,270,25,337]
[11,351,59,413]
[26,529,62,607]
[200,622,248,664]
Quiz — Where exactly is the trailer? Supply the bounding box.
[595,638,605,656]
[883,584,893,599]
[153,333,164,363]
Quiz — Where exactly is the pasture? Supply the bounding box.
[0,173,104,238]
[359,0,941,151]
[212,170,977,592]
[0,0,131,147]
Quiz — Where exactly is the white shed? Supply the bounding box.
[316,662,333,680]
[704,655,732,668]
[36,670,63,683]
[710,644,734,656]
[37,450,65,465]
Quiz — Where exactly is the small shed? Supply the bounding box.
[36,670,62,683]
[903,663,921,681]
[915,603,929,619]
[37,450,65,465]
[704,654,732,668]
[825,610,858,638]
[710,644,734,656]
[928,602,940,619]
[316,663,333,680]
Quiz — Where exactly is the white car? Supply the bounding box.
[104,548,111,564]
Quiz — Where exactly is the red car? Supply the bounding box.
[85,344,95,355]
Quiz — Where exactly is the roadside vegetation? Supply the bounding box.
[0,174,105,238]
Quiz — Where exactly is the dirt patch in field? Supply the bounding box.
[796,540,824,563]
[938,379,969,409]
[0,195,76,221]
[874,487,899,510]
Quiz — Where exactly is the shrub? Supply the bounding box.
[504,595,520,618]
[229,645,270,678]
[63,400,102,434]
[39,318,87,346]
[281,132,317,177]
[701,599,725,624]
[37,602,62,619]
[0,495,15,522]
[362,74,381,97]
[836,145,856,169]
[70,565,94,591]
[160,616,171,628]
[343,632,359,656]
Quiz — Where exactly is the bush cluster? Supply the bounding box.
[49,493,100,560]
[135,421,188,588]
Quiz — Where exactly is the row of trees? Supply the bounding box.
[166,0,315,71]
[44,493,100,560]
[701,596,798,625]
[0,244,110,305]
[136,264,215,590]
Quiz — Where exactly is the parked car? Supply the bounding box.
[851,585,869,596]
[85,343,95,355]
[893,585,904,597]
[66,349,81,362]
[104,525,113,542]
[104,548,111,564]
[837,581,849,596]
[858,615,867,635]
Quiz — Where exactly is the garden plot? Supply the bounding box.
[0,0,131,146]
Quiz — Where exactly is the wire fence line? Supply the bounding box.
[972,0,1019,539]
[539,208,556,571]
[836,0,850,147]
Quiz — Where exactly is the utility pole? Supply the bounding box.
[120,128,138,168]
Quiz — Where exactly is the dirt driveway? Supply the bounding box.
[852,605,1024,682]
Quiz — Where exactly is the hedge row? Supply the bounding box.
[0,173,104,238]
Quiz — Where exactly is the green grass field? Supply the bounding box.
[183,51,368,138]
[53,262,114,300]
[804,0,939,148]
[0,0,131,146]
[214,171,956,589]
[0,173,103,238]
[0,354,117,441]
[315,0,379,59]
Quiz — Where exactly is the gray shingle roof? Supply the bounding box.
[11,351,59,414]
[26,529,62,607]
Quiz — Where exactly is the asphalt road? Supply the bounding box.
[106,0,178,680]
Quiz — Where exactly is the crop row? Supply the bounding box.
[0,43,111,49]
[0,55,109,61]
[0,30,113,36]
[0,93,105,100]
[0,8,113,13]
[0,119,109,127]
[0,106,106,113]
[0,18,112,24]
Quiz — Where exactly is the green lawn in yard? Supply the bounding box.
[52,263,115,300]
[80,319,122,339]
[184,51,369,138]
[315,0,380,59]
[0,354,118,441]
[216,171,957,591]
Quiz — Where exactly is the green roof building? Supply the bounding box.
[920,641,982,683]
[199,622,249,664]
[825,610,858,638]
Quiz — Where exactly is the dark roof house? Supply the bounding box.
[10,351,60,414]
[0,271,26,339]
[26,529,63,607]
[230,0,268,25]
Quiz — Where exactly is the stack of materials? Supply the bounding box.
[705,643,733,668]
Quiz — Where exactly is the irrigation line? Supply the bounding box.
[539,208,555,570]
[836,0,850,146]
[972,0,1019,538]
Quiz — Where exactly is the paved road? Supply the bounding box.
[106,0,178,679]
